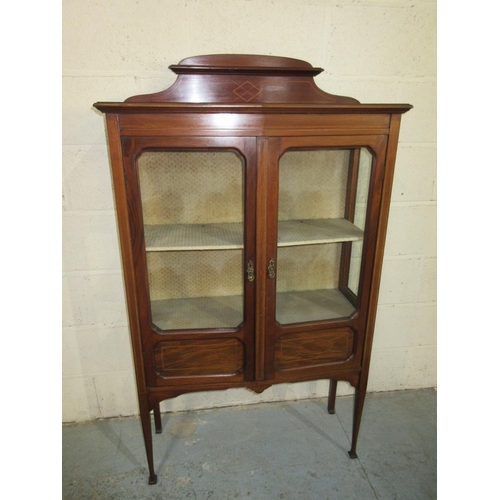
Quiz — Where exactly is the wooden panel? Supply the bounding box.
[175,54,316,69]
[125,55,356,104]
[154,339,245,378]
[126,75,355,104]
[275,328,354,370]
[118,112,390,137]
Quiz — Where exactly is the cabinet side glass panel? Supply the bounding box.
[276,148,372,325]
[347,148,372,296]
[138,151,244,330]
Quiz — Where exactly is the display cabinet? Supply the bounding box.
[94,54,411,484]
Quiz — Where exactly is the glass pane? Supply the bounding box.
[276,244,353,323]
[347,148,372,295]
[276,148,372,325]
[138,151,244,330]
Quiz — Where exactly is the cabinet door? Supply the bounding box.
[263,136,388,380]
[123,137,257,384]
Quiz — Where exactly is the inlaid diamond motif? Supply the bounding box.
[233,81,261,102]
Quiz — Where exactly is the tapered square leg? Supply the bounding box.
[138,394,157,485]
[348,385,367,460]
[153,402,162,434]
[327,379,338,414]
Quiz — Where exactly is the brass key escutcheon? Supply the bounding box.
[268,258,275,279]
[246,260,255,282]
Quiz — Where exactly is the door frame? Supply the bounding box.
[121,135,258,385]
[261,134,389,381]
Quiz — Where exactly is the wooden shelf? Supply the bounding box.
[151,294,243,330]
[278,218,363,247]
[276,288,355,324]
[150,288,354,330]
[145,218,362,251]
[145,223,243,251]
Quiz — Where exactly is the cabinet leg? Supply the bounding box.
[138,395,157,485]
[327,380,338,414]
[348,385,367,460]
[153,402,162,434]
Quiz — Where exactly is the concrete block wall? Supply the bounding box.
[62,0,436,422]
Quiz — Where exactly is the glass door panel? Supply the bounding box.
[276,148,373,325]
[138,150,245,330]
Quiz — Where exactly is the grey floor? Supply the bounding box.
[63,388,436,499]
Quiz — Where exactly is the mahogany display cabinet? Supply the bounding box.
[94,54,412,484]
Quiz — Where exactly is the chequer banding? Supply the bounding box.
[233,81,262,102]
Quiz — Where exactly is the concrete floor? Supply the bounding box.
[62,388,436,499]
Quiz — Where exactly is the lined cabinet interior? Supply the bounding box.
[137,146,372,332]
[275,147,372,325]
[138,150,245,331]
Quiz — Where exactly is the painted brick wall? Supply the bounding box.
[62,0,436,422]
